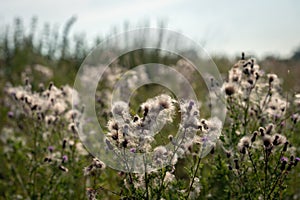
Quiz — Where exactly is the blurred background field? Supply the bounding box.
[1,15,300,129]
[1,1,300,199]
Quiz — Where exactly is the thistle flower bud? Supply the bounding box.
[8,111,14,118]
[240,147,246,154]
[287,163,293,171]
[241,52,245,60]
[158,97,172,110]
[142,106,149,121]
[251,131,258,143]
[37,112,44,121]
[263,135,272,148]
[283,141,289,152]
[62,155,68,163]
[31,104,38,111]
[121,139,128,148]
[243,67,250,75]
[59,165,68,172]
[111,134,118,140]
[197,125,203,131]
[48,146,54,153]
[133,116,139,122]
[272,134,286,146]
[273,135,279,145]
[266,124,274,135]
[250,60,254,69]
[226,151,231,158]
[38,83,45,92]
[130,148,136,153]
[44,157,51,162]
[62,139,67,149]
[108,120,119,132]
[25,77,30,86]
[259,127,265,136]
[268,74,276,84]
[200,120,208,130]
[295,157,300,166]
[238,136,251,154]
[247,79,254,85]
[234,159,239,170]
[168,135,177,145]
[280,157,287,165]
[68,123,78,134]
[291,114,299,124]
[93,158,106,169]
[225,85,235,96]
[210,146,215,154]
[48,82,54,90]
[255,72,260,80]
[280,157,288,171]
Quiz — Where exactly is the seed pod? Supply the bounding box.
[241,52,245,60]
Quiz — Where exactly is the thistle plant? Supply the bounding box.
[1,54,299,200]
[98,93,222,199]
[211,53,300,199]
[86,55,299,200]
[2,78,88,199]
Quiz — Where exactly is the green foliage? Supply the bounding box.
[0,17,300,200]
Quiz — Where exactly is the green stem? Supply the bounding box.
[186,155,202,200]
[248,149,262,190]
[267,170,285,199]
[143,155,149,200]
[264,148,269,200]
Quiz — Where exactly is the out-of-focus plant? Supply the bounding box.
[204,54,300,200]
[81,55,300,199]
[1,78,90,199]
[1,17,300,200]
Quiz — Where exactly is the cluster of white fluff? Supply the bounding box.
[5,81,80,125]
[105,92,222,175]
[4,80,88,172]
[222,57,289,124]
[106,94,176,152]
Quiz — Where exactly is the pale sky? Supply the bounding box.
[1,0,300,58]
